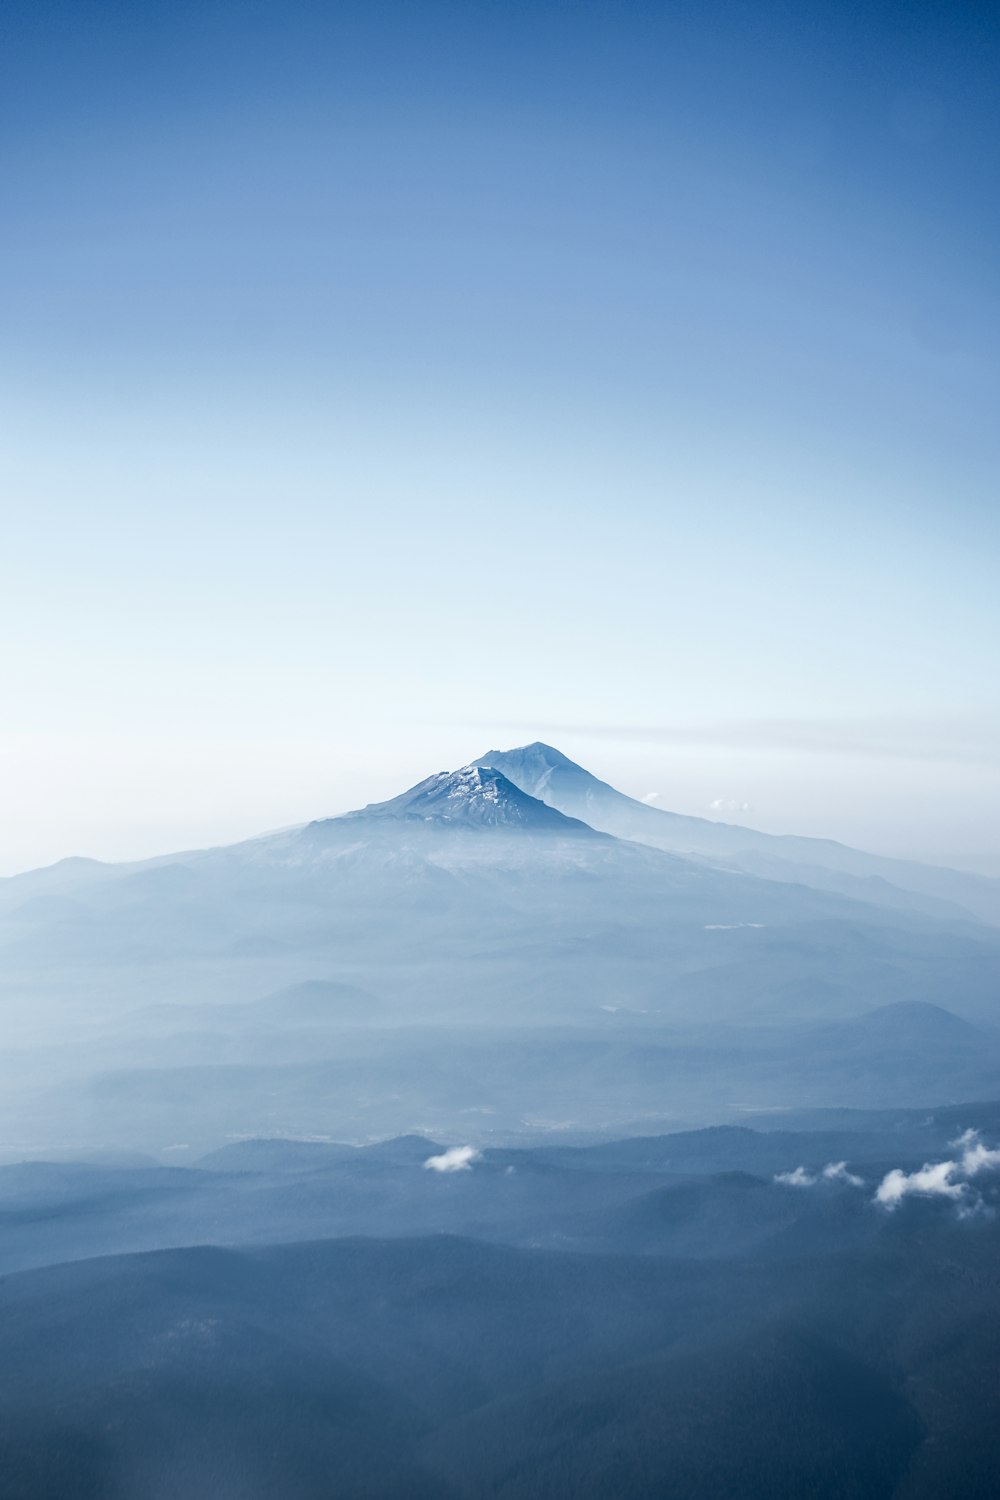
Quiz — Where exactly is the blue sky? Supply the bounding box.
[1,0,998,872]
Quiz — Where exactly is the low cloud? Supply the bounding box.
[952,1128,1000,1177]
[774,1161,863,1189]
[423,1145,481,1174]
[874,1129,1000,1212]
[875,1161,967,1208]
[823,1161,864,1187]
[775,1166,815,1187]
[704,922,765,930]
[640,792,661,804]
[777,1132,1000,1210]
[710,798,754,813]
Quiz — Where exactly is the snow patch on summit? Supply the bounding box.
[345,763,599,834]
[444,767,502,804]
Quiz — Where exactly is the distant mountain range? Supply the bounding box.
[0,744,997,1158]
[1,1108,999,1499]
[3,742,996,924]
[1,744,997,1034]
[476,742,1000,923]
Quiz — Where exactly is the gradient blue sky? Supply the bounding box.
[2,0,998,873]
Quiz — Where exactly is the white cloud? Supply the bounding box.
[875,1160,967,1208]
[640,792,661,804]
[775,1160,864,1189]
[823,1161,864,1187]
[423,1145,481,1173]
[952,1128,1000,1177]
[874,1130,1000,1211]
[775,1166,815,1187]
[709,798,754,813]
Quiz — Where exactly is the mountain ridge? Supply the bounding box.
[341,764,599,835]
[476,742,1000,924]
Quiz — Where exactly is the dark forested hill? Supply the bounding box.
[0,1212,996,1500]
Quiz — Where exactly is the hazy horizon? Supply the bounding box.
[3,0,998,876]
[3,725,1000,879]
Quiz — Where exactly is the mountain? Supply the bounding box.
[474,742,636,825]
[4,756,920,949]
[3,1106,1000,1276]
[476,743,1000,924]
[0,750,998,1159]
[343,764,598,833]
[1,757,996,1029]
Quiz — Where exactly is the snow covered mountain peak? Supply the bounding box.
[473,742,595,802]
[346,763,596,833]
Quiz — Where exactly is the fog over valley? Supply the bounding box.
[2,744,998,1162]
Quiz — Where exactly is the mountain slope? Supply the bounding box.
[476,743,1000,924]
[343,764,598,833]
